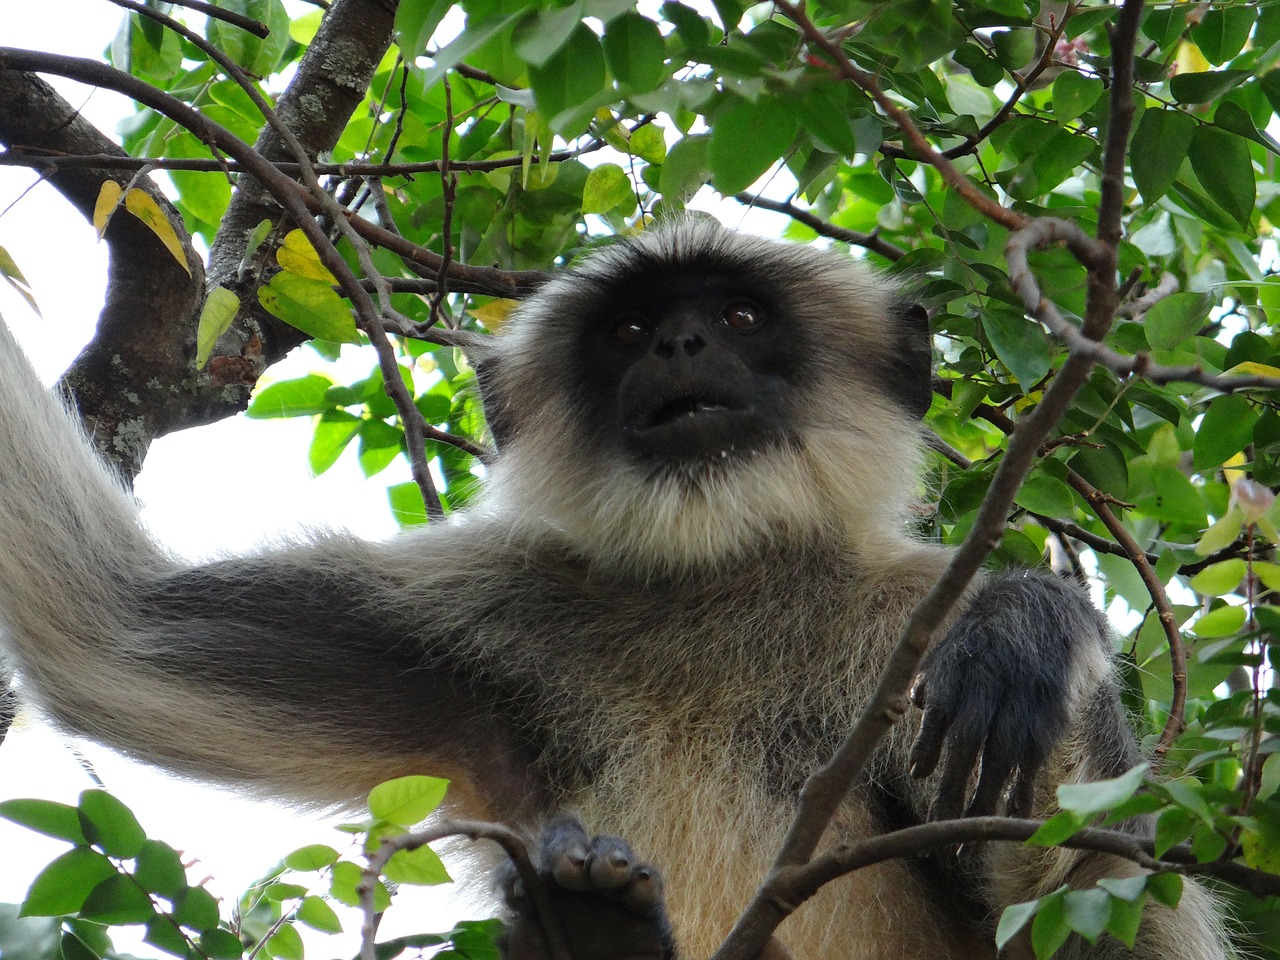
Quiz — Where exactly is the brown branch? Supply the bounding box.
[732,193,906,261]
[793,817,1280,905]
[939,5,1075,160]
[773,0,1028,233]
[1066,469,1188,769]
[152,0,270,36]
[0,141,614,176]
[0,69,204,475]
[359,821,571,960]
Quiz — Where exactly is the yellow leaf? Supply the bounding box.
[1175,39,1210,76]
[468,299,519,330]
[93,181,124,239]
[124,190,192,275]
[195,286,241,369]
[276,229,336,283]
[1223,451,1249,487]
[0,245,41,318]
[1226,361,1280,380]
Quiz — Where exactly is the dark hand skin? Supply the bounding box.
[907,574,1110,821]
[502,817,674,960]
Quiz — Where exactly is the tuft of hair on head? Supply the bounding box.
[475,218,934,577]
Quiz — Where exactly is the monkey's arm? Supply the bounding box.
[907,573,1125,819]
[908,573,1229,959]
[0,323,542,814]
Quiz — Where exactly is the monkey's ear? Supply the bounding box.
[474,356,516,450]
[890,301,934,420]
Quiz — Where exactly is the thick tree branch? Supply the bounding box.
[0,70,203,476]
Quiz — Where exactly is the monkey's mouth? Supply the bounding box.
[621,389,773,462]
[644,394,739,429]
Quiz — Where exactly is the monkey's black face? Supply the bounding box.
[574,265,801,466]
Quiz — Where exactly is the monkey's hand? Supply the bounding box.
[502,816,674,960]
[906,573,1110,820]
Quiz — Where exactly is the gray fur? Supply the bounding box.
[0,220,1228,959]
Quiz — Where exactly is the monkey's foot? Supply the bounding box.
[502,815,673,960]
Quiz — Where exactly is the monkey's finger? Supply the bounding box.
[909,673,928,709]
[587,835,635,891]
[618,866,662,914]
[542,817,593,891]
[930,728,983,821]
[908,706,951,779]
[1005,745,1049,818]
[964,751,1015,819]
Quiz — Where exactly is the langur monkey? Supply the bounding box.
[0,219,1229,959]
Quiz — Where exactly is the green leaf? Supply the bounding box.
[1130,109,1195,204]
[528,24,607,133]
[708,97,798,195]
[309,410,362,476]
[1057,764,1146,817]
[296,895,343,934]
[1193,394,1258,472]
[79,875,156,925]
[1169,68,1251,104]
[1190,603,1247,639]
[513,3,584,67]
[1028,810,1086,847]
[995,899,1040,950]
[1013,475,1075,518]
[1030,891,1072,960]
[1188,126,1255,230]
[206,0,291,72]
[602,12,667,93]
[143,915,192,958]
[329,862,390,911]
[1146,872,1183,909]
[1188,559,1247,597]
[1052,71,1104,125]
[171,886,220,932]
[78,790,146,859]
[21,848,118,917]
[991,28,1035,70]
[195,286,241,369]
[267,922,304,960]
[1190,5,1256,65]
[388,481,429,527]
[0,798,87,844]
[1063,887,1111,942]
[658,134,711,201]
[368,775,450,826]
[384,844,452,886]
[258,273,360,344]
[1142,292,1211,350]
[134,840,188,898]
[982,306,1052,388]
[61,930,103,960]
[394,0,454,57]
[582,163,635,215]
[246,374,336,419]
[200,928,246,960]
[629,123,667,164]
[284,845,341,872]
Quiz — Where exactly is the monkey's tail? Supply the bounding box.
[0,319,173,733]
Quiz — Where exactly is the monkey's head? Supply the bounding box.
[476,218,933,576]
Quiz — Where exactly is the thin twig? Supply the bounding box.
[732,193,906,260]
[358,821,571,960]
[1065,469,1188,769]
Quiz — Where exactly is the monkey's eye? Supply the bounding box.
[720,300,765,331]
[614,313,650,346]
